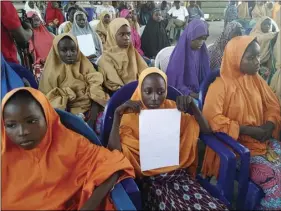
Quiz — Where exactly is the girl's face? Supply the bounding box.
[31,15,41,28]
[141,73,166,109]
[3,92,47,150]
[152,11,162,22]
[191,35,208,50]
[103,14,111,24]
[261,19,272,33]
[57,37,78,64]
[28,1,35,9]
[76,14,86,28]
[115,25,131,48]
[240,41,261,75]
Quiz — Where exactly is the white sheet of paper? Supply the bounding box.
[139,109,181,172]
[76,34,96,56]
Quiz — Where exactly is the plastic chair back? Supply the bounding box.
[198,69,220,111]
[7,62,38,89]
[154,46,175,73]
[55,109,101,145]
[100,81,182,146]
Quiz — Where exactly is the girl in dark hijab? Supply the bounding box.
[141,8,170,59]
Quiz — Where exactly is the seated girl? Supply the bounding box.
[250,17,279,84]
[70,11,102,65]
[209,21,243,70]
[27,11,54,82]
[202,36,281,210]
[63,6,77,33]
[98,18,148,94]
[64,5,88,33]
[120,9,144,56]
[96,11,111,47]
[166,19,210,99]
[39,34,109,132]
[141,8,170,59]
[45,1,64,35]
[108,67,228,210]
[2,87,134,210]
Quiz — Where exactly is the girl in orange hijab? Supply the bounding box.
[202,36,281,210]
[107,67,227,210]
[1,87,134,210]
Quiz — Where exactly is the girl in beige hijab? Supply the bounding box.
[96,11,111,47]
[98,18,148,94]
[39,33,109,132]
[250,16,279,84]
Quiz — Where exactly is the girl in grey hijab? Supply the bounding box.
[70,11,102,64]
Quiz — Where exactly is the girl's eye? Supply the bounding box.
[5,123,17,129]
[28,119,38,124]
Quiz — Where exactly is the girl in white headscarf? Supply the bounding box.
[24,1,44,23]
[70,11,102,65]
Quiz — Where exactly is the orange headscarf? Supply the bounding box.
[202,36,281,178]
[119,67,200,178]
[1,88,135,210]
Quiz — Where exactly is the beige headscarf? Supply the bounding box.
[98,18,148,91]
[238,2,250,19]
[39,33,109,114]
[250,16,278,63]
[252,3,267,19]
[96,11,110,46]
[96,11,110,36]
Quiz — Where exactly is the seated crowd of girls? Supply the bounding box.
[2,1,281,210]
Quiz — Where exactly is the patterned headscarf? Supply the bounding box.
[208,21,242,70]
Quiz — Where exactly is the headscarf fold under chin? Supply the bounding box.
[39,33,109,114]
[166,19,210,95]
[98,18,147,91]
[1,87,134,210]
[119,67,200,178]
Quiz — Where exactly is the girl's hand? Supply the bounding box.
[176,96,193,112]
[115,100,142,116]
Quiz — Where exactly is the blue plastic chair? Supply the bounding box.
[55,109,137,211]
[1,54,24,99]
[100,81,238,209]
[7,62,38,89]
[199,70,264,210]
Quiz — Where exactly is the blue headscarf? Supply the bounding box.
[1,54,24,99]
[166,19,210,95]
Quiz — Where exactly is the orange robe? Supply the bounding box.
[119,68,200,178]
[2,87,135,210]
[202,36,281,178]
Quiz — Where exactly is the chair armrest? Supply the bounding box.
[214,132,250,210]
[121,178,142,210]
[110,183,137,211]
[199,133,236,207]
